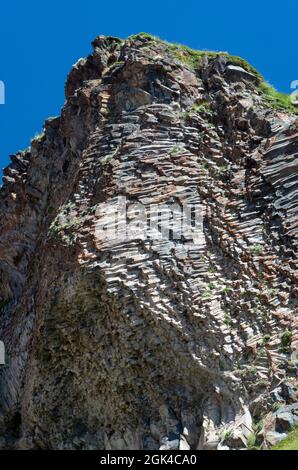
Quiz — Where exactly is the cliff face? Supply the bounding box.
[0,34,298,450]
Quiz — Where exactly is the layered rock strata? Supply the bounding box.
[0,34,297,450]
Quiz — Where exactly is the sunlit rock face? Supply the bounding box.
[0,34,297,450]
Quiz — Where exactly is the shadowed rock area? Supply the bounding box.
[0,33,298,450]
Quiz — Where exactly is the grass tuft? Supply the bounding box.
[260,82,298,114]
[129,32,157,41]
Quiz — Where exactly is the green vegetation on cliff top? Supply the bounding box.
[129,33,298,115]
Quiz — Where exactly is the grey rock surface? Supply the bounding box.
[0,33,297,450]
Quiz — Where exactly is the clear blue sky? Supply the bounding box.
[0,0,297,173]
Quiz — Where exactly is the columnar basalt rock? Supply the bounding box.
[0,34,297,450]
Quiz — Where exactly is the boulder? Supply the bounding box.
[265,431,288,447]
[179,435,191,450]
[275,412,295,432]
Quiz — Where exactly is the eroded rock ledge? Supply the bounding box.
[0,33,297,450]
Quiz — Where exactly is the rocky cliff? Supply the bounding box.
[0,33,298,450]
